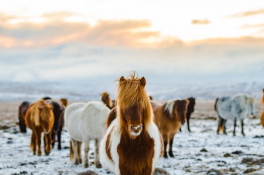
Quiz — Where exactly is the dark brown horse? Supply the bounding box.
[45,98,68,150]
[18,101,30,133]
[25,100,54,156]
[179,97,196,132]
[151,99,189,158]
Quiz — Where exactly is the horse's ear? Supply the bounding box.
[140,77,146,87]
[119,76,125,82]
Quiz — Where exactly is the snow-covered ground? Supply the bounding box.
[0,101,264,175]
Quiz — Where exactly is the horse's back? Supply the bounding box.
[81,101,110,139]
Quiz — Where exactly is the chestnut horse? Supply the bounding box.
[101,92,115,109]
[260,89,264,127]
[25,100,54,156]
[18,101,30,133]
[151,99,189,158]
[100,74,163,175]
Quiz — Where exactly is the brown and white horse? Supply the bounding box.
[151,99,189,158]
[100,92,116,109]
[260,89,264,127]
[25,100,54,156]
[100,74,163,175]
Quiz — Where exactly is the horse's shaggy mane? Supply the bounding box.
[116,72,153,125]
[30,100,52,126]
[164,99,175,118]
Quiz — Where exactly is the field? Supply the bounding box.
[0,100,263,175]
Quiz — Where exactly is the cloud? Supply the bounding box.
[0,11,161,48]
[191,19,210,25]
[242,23,264,28]
[230,8,264,17]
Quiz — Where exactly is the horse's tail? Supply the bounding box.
[214,98,219,111]
[69,140,74,161]
[260,111,264,128]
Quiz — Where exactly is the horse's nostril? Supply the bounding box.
[130,125,134,131]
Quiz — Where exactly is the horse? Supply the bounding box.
[45,98,68,150]
[260,89,264,127]
[179,97,196,132]
[100,74,163,175]
[25,100,54,156]
[214,94,255,136]
[101,92,115,109]
[18,101,30,133]
[151,99,189,158]
[64,101,110,168]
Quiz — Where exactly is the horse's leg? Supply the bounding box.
[163,135,168,158]
[187,113,191,132]
[217,117,222,134]
[57,129,62,150]
[233,117,237,136]
[77,141,82,164]
[95,138,102,168]
[223,119,227,135]
[44,132,52,155]
[241,119,245,136]
[36,130,42,156]
[51,130,55,149]
[168,136,175,158]
[71,139,79,165]
[83,139,90,168]
[179,127,182,132]
[31,132,36,155]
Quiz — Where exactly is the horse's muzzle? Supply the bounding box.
[130,124,142,137]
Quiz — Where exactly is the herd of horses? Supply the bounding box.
[16,74,264,175]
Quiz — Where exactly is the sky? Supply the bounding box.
[0,0,264,85]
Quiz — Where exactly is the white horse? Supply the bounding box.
[214,94,255,136]
[64,101,110,168]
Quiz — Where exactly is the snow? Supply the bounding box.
[1,116,264,175]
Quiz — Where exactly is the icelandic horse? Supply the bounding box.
[151,99,189,158]
[18,101,30,133]
[100,73,163,175]
[260,89,264,127]
[100,92,116,109]
[64,101,110,168]
[25,100,54,156]
[215,94,255,136]
[45,98,68,150]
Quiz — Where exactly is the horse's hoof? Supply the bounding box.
[242,133,245,136]
[169,153,174,158]
[163,154,168,159]
[58,146,62,150]
[79,158,82,164]
[95,162,102,168]
[83,162,90,168]
[37,152,41,156]
[45,152,50,156]
[75,160,79,165]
